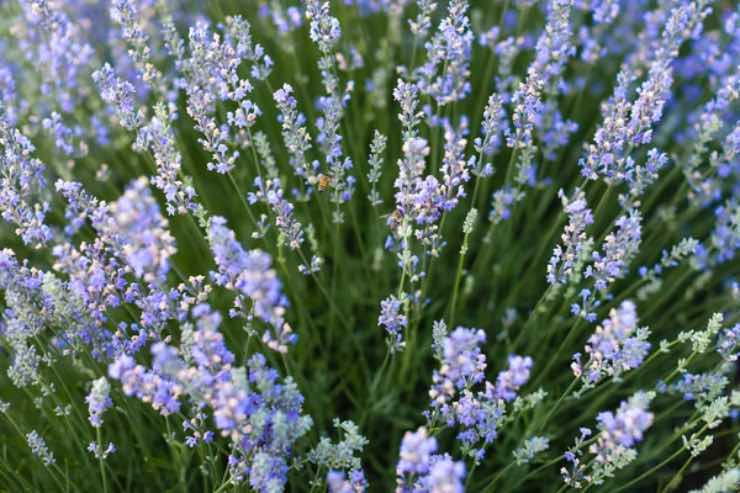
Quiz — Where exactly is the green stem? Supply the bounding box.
[448,218,474,326]
[96,427,108,493]
[613,448,685,493]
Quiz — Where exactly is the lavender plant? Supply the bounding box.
[0,1,737,492]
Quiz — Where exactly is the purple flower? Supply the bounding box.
[273,84,316,185]
[186,304,235,370]
[548,188,594,285]
[587,209,642,292]
[0,112,52,246]
[108,352,182,416]
[580,1,712,183]
[86,377,112,428]
[489,186,523,224]
[709,199,740,265]
[507,0,574,150]
[327,469,367,493]
[207,216,294,352]
[305,1,354,218]
[16,0,95,148]
[415,0,474,105]
[88,441,117,459]
[104,177,177,284]
[394,80,422,140]
[396,427,465,492]
[440,127,472,210]
[473,93,505,175]
[409,0,437,39]
[181,17,265,174]
[572,301,650,385]
[591,0,620,24]
[424,454,466,493]
[493,355,533,402]
[110,0,164,90]
[306,1,341,52]
[431,327,487,398]
[134,104,199,215]
[379,295,407,353]
[248,177,305,250]
[92,63,142,130]
[397,427,438,477]
[26,430,55,466]
[592,391,654,456]
[673,372,728,403]
[562,392,654,488]
[424,325,534,460]
[261,4,303,34]
[716,324,739,363]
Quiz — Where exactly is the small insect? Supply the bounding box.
[387,209,403,227]
[318,174,331,191]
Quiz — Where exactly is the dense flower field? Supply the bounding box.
[0,0,738,491]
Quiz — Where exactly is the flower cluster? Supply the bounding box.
[180,17,267,174]
[108,302,312,492]
[86,377,112,428]
[562,391,655,488]
[427,327,533,461]
[27,430,55,467]
[579,0,711,183]
[547,188,594,286]
[92,63,142,131]
[305,0,355,221]
[0,112,52,246]
[310,419,368,492]
[273,84,317,188]
[134,104,199,215]
[587,209,642,292]
[571,301,651,388]
[415,0,474,105]
[104,177,177,284]
[0,0,737,491]
[207,216,294,352]
[395,427,466,493]
[379,294,408,353]
[248,177,305,250]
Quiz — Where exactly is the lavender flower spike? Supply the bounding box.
[86,377,113,428]
[415,0,473,105]
[379,295,407,353]
[547,188,594,286]
[0,109,53,246]
[571,300,651,387]
[104,177,177,285]
[396,427,466,493]
[562,391,655,488]
[92,63,143,131]
[207,216,294,352]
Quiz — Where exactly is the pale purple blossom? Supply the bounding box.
[92,63,142,130]
[26,430,55,466]
[592,391,654,458]
[493,355,533,402]
[587,209,642,291]
[415,0,473,105]
[248,177,305,250]
[548,188,594,285]
[572,301,650,385]
[0,112,52,246]
[207,216,294,352]
[396,427,466,493]
[273,84,317,186]
[379,295,407,352]
[104,177,176,284]
[86,377,112,427]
